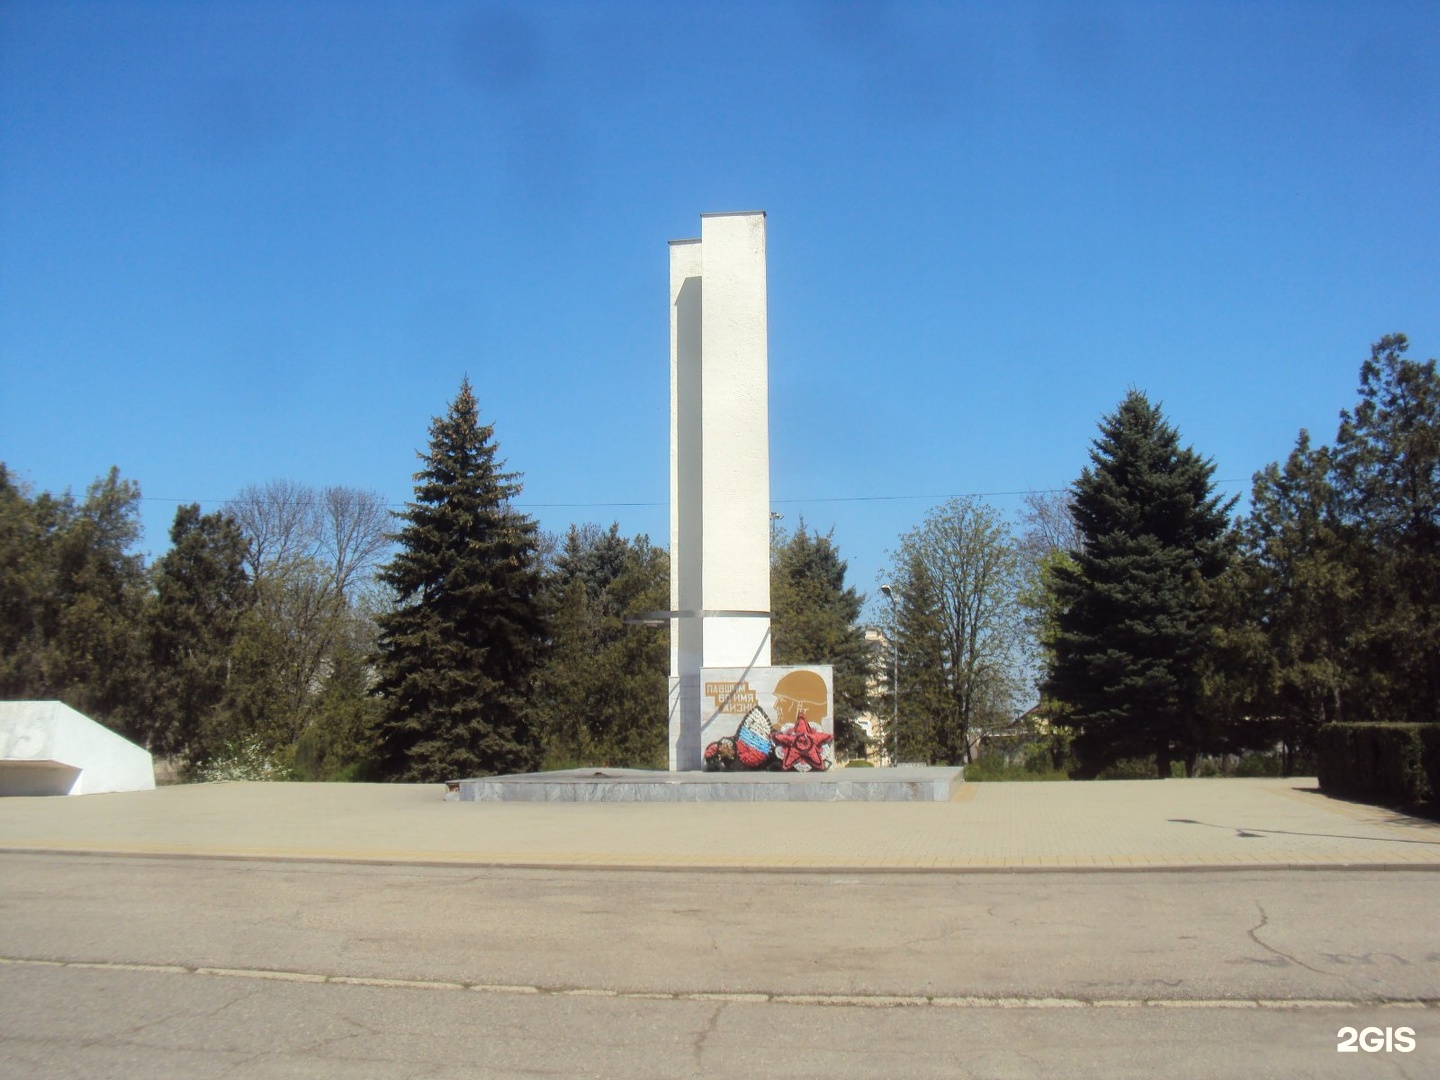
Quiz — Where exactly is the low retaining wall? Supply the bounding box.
[447,767,964,803]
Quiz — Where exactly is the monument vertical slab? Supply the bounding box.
[668,211,773,771]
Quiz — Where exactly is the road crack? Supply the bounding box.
[691,1002,725,1077]
[13,953,1432,1009]
[1247,902,1330,976]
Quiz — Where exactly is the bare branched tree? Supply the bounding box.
[230,480,321,580]
[320,486,392,599]
[229,480,392,599]
[1017,489,1081,576]
[225,480,393,748]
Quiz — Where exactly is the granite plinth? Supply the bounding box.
[446,767,963,803]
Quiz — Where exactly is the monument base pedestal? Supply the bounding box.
[446,767,962,803]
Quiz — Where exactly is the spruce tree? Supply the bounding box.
[770,521,874,759]
[1045,391,1234,778]
[532,524,669,769]
[372,379,547,780]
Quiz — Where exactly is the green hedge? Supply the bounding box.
[1316,723,1440,806]
[1425,726,1440,806]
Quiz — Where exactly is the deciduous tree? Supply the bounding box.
[225,479,390,758]
[883,498,1029,765]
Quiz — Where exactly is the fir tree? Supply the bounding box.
[770,521,874,759]
[372,379,548,780]
[532,524,669,769]
[1045,392,1234,778]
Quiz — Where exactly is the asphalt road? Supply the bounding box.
[2,853,1437,1078]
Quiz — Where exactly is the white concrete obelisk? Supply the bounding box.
[668,212,772,771]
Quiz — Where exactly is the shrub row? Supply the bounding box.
[1316,723,1440,806]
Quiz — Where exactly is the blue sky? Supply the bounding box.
[2,1,1437,612]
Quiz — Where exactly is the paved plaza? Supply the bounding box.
[3,777,1439,1078]
[0,775,1436,872]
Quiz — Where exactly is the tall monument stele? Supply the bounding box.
[667,212,773,771]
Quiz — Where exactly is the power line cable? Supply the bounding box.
[134,477,1251,512]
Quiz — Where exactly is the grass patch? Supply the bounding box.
[963,759,1070,782]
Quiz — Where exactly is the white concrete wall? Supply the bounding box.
[667,212,773,770]
[0,700,155,795]
[669,238,705,770]
[698,212,772,673]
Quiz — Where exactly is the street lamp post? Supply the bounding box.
[880,584,899,767]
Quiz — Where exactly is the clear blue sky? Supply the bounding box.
[3,1,1437,612]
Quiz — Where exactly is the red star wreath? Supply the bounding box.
[773,716,832,771]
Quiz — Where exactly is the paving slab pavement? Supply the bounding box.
[1,776,1437,871]
[4,782,1440,1079]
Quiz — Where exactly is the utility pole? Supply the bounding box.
[880,584,899,766]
